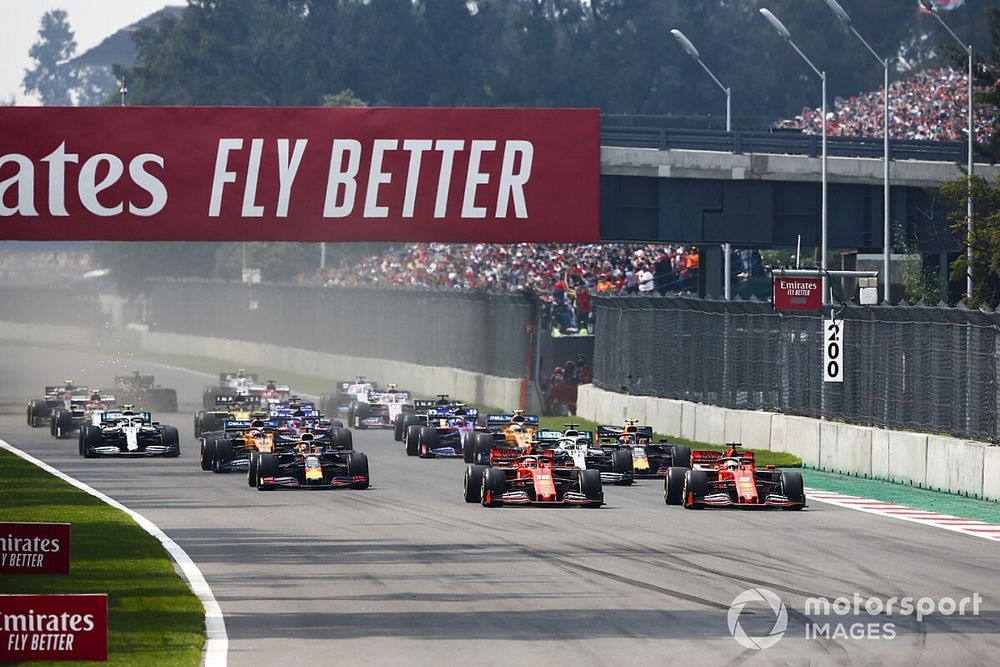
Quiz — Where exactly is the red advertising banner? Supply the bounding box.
[0,594,107,662]
[0,522,70,575]
[773,276,822,311]
[0,106,600,242]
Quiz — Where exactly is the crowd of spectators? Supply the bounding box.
[306,242,708,334]
[777,67,998,143]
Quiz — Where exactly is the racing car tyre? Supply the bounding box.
[399,414,421,443]
[462,433,475,463]
[212,439,233,473]
[417,427,439,458]
[393,414,405,441]
[579,469,603,502]
[671,444,692,469]
[612,449,633,485]
[473,433,495,463]
[201,439,216,471]
[160,425,180,457]
[333,427,353,451]
[195,412,217,439]
[682,469,708,509]
[55,409,73,439]
[82,425,101,458]
[464,465,486,503]
[247,451,259,487]
[351,401,370,429]
[664,466,686,505]
[319,393,339,419]
[405,425,422,456]
[49,411,60,437]
[347,452,370,489]
[481,467,506,507]
[256,453,278,490]
[27,400,45,427]
[780,471,805,510]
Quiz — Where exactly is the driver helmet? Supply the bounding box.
[510,424,523,433]
[90,391,101,402]
[725,458,739,470]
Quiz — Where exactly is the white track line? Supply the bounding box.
[0,438,228,666]
[806,486,1000,545]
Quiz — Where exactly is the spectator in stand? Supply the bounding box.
[576,286,592,334]
[576,355,592,384]
[654,251,674,294]
[637,265,655,293]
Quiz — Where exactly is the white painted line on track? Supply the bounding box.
[806,486,1000,545]
[0,437,228,666]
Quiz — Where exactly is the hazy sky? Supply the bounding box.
[0,0,184,105]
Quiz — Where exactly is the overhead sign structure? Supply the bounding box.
[773,277,822,311]
[0,594,107,662]
[0,522,70,575]
[823,319,844,383]
[0,106,600,242]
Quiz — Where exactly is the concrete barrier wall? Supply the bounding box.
[575,384,1000,501]
[137,331,523,412]
[0,321,95,346]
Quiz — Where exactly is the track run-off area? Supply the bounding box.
[2,344,999,666]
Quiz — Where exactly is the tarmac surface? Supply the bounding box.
[2,344,999,666]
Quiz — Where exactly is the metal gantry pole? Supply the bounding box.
[883,61,891,302]
[822,71,828,305]
[967,45,974,301]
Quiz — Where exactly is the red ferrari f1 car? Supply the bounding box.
[464,446,604,508]
[663,445,805,510]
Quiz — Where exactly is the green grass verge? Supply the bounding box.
[804,467,1000,523]
[0,449,204,667]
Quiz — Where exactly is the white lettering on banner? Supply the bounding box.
[209,138,243,217]
[79,154,124,216]
[401,139,432,217]
[463,140,496,219]
[0,154,38,216]
[364,139,398,218]
[128,154,168,216]
[324,139,362,217]
[433,140,464,218]
[1,611,95,633]
[41,142,78,216]
[276,139,307,217]
[241,138,265,217]
[496,140,532,218]
[320,138,534,220]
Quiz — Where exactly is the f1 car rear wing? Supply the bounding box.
[413,399,451,411]
[486,414,539,428]
[537,430,564,442]
[215,394,262,407]
[45,385,88,396]
[223,419,279,430]
[691,449,755,466]
[597,425,653,440]
[101,411,152,424]
[220,372,259,384]
[368,390,412,402]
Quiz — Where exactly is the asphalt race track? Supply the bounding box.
[2,345,999,666]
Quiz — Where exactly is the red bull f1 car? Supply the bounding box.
[597,421,690,477]
[663,445,805,510]
[255,433,369,491]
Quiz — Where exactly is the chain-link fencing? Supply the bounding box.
[593,295,1000,442]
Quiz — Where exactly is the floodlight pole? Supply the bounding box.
[671,28,734,299]
[924,4,974,300]
[760,9,829,304]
